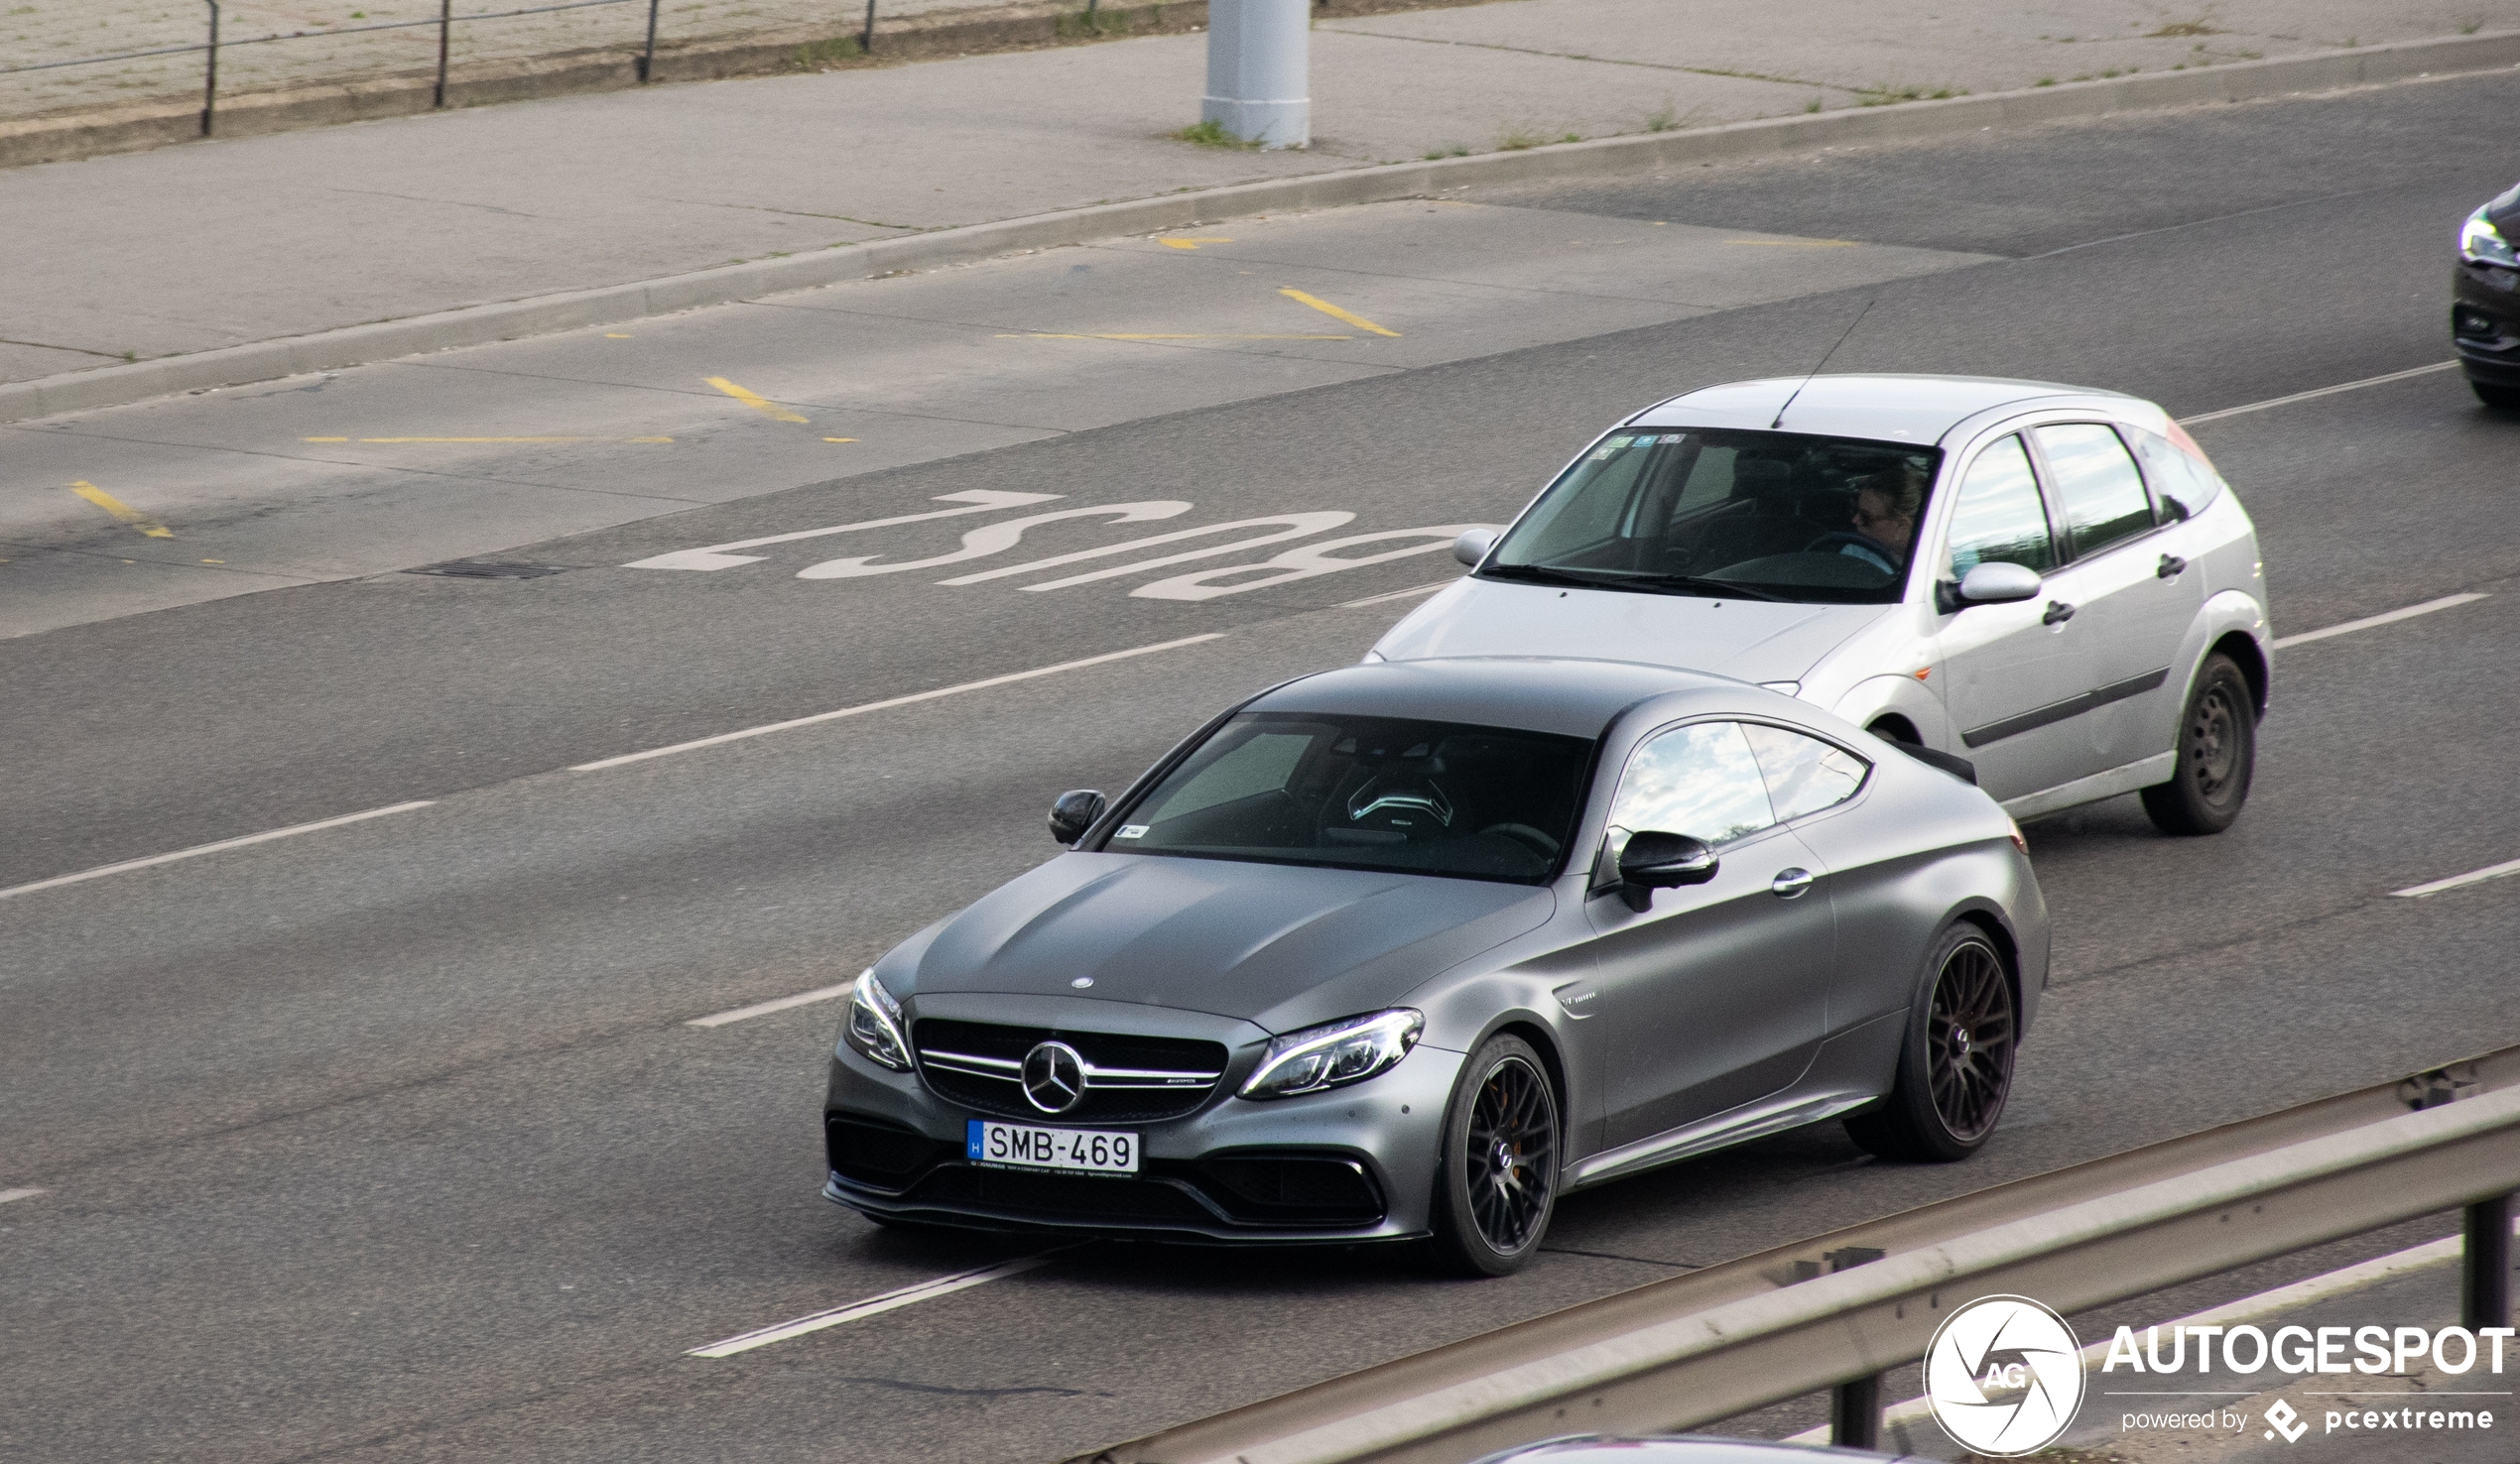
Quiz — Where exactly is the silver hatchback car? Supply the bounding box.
[1377,375,2271,833]
[823,658,2047,1274]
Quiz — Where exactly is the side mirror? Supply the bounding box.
[1048,789,1106,845]
[1617,830,1718,911]
[1956,560,2043,606]
[1451,528,1499,567]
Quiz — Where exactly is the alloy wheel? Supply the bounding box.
[1926,939,2014,1142]
[1463,1055,1556,1253]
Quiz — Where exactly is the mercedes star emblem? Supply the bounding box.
[1021,1040,1086,1115]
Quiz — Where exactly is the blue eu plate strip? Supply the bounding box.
[966,1118,984,1159]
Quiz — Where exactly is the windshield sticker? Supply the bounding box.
[1114,825,1150,839]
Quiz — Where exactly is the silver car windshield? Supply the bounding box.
[1485,427,1943,605]
[1098,712,1593,884]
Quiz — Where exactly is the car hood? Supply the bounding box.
[1374,579,1889,684]
[908,852,1556,1031]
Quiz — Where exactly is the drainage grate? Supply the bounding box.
[405,560,574,580]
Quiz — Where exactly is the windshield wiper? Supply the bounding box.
[1481,562,1788,601]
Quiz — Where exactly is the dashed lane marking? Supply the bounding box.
[705,376,811,424]
[0,1187,46,1205]
[689,1252,1071,1358]
[568,633,1226,772]
[1279,288,1400,337]
[0,801,436,903]
[69,481,173,539]
[2393,855,2520,899]
[998,332,1352,341]
[2178,361,2459,427]
[687,982,855,1028]
[2270,592,2486,650]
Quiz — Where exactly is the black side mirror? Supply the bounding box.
[1618,830,1718,911]
[1049,790,1106,845]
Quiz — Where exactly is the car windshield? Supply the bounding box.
[1097,712,1594,884]
[1485,427,1944,604]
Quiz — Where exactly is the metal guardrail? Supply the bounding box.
[1084,1046,2520,1464]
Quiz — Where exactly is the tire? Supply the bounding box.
[1845,925,2016,1163]
[2140,653,2256,836]
[2473,379,2520,411]
[1428,1034,1560,1277]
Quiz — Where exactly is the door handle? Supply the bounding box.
[2157,553,2188,579]
[1771,867,1815,899]
[2042,599,2077,626]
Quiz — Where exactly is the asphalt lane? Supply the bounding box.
[4,70,2520,1464]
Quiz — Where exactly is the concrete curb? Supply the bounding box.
[7,27,2515,427]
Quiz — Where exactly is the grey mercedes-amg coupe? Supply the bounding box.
[822,657,2049,1275]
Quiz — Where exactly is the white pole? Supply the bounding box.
[1201,0,1309,149]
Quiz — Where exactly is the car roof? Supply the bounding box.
[1246,657,1769,740]
[1629,373,2136,445]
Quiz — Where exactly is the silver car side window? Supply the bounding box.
[1740,723,1869,822]
[2031,423,2155,558]
[1609,721,1776,844]
[1945,434,2057,576]
[2125,427,2225,522]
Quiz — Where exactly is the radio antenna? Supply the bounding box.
[1770,298,1876,429]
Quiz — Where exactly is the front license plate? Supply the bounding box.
[967,1119,1139,1175]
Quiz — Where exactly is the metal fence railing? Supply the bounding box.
[1084,1044,2520,1464]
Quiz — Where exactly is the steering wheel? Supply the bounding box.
[1479,822,1562,859]
[1803,531,1900,572]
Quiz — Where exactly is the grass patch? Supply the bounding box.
[1855,82,1964,106]
[2146,18,2219,37]
[1057,7,1133,38]
[2036,75,2057,85]
[1422,143,1469,159]
[795,35,861,64]
[1173,118,1261,149]
[1643,98,1680,132]
[2458,16,2485,33]
[1804,95,1823,111]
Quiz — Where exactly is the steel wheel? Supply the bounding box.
[2185,679,2242,802]
[1925,937,2015,1143]
[2142,653,2256,835]
[1463,1055,1556,1253]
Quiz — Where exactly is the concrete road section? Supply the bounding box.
[4,69,2519,1464]
[2,0,2513,386]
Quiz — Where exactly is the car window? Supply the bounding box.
[2125,426,2225,522]
[1945,435,2058,576]
[1487,427,1943,606]
[1740,723,1869,822]
[2032,423,2155,558]
[1608,721,1775,845]
[1106,712,1593,884]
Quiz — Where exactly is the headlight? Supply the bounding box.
[1239,1009,1423,1099]
[842,969,912,1072]
[2460,207,2517,269]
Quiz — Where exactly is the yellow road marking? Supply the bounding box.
[1727,239,1860,247]
[605,332,634,338]
[997,332,1351,341]
[706,376,810,424]
[303,436,676,444]
[1279,289,1399,337]
[626,436,675,443]
[823,436,860,442]
[69,481,173,539]
[201,558,225,564]
[1158,237,1235,250]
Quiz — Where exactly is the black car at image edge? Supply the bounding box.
[2455,180,2520,408]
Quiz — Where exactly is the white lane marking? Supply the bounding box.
[2393,855,2520,899]
[570,633,1228,773]
[689,1252,1065,1357]
[0,800,437,903]
[1781,1213,2516,1444]
[0,1187,47,1204]
[1135,526,1495,601]
[2271,592,2486,650]
[797,501,1190,579]
[1340,578,1460,608]
[622,491,1063,571]
[2178,361,2460,427]
[940,513,1355,589]
[687,981,855,1028]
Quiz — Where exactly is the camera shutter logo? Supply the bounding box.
[1925,1295,2087,1456]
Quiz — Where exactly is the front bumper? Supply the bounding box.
[821,1037,1464,1243]
[2455,264,2520,385]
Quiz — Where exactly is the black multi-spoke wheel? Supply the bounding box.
[2142,653,2256,836]
[1847,926,2017,1163]
[1430,1035,1560,1276]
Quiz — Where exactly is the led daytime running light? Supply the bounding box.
[843,969,913,1072]
[2460,208,2517,269]
[1240,1009,1424,1099]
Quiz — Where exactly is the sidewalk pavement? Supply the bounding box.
[3,0,2510,393]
